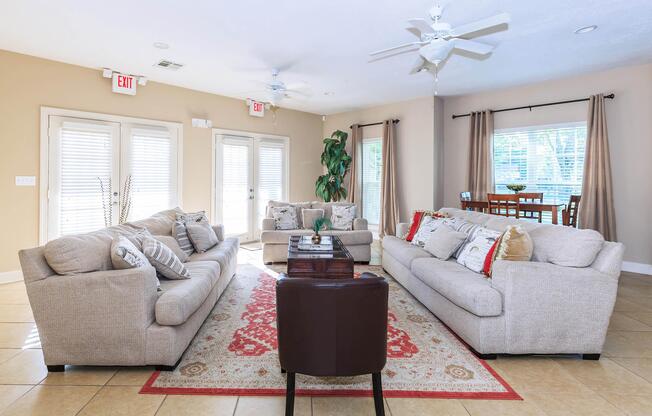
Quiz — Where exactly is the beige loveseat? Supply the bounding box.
[382,208,624,359]
[18,208,239,371]
[261,201,373,263]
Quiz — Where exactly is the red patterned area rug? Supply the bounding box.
[141,264,520,399]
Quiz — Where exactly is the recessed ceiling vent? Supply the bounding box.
[154,60,184,70]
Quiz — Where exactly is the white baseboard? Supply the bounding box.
[622,261,652,276]
[0,270,23,284]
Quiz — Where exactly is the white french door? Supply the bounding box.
[44,111,181,241]
[214,131,289,242]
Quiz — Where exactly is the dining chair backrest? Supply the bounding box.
[562,195,581,228]
[518,192,544,223]
[487,193,520,218]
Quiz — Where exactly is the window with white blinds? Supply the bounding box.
[362,137,382,226]
[256,141,286,228]
[493,122,587,220]
[55,121,118,236]
[44,112,181,241]
[128,126,178,221]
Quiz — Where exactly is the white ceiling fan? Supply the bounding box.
[249,68,310,106]
[370,4,510,74]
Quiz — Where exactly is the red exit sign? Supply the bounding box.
[112,73,137,95]
[249,99,265,117]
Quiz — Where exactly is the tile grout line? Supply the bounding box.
[73,384,104,416]
[0,383,37,415]
[231,396,240,416]
[153,394,169,415]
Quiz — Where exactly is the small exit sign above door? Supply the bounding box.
[248,99,265,117]
[112,73,137,95]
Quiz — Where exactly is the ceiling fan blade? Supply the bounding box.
[370,41,425,56]
[450,13,510,38]
[407,18,434,35]
[452,38,494,55]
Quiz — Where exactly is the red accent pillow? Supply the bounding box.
[405,211,426,241]
[483,237,501,277]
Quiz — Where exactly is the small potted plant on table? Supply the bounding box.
[312,217,332,244]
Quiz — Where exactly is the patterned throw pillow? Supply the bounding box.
[111,236,150,270]
[410,216,446,248]
[173,211,207,256]
[125,228,153,251]
[272,206,299,230]
[142,236,191,280]
[404,210,448,241]
[442,217,483,258]
[186,221,219,253]
[456,228,503,273]
[153,235,189,263]
[331,205,356,231]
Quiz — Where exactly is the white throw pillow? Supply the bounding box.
[331,205,356,230]
[456,227,502,273]
[272,206,299,230]
[424,226,468,261]
[186,221,219,253]
[111,236,150,270]
[410,216,445,248]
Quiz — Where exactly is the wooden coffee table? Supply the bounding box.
[286,235,354,279]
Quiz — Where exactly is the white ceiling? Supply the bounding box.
[2,0,652,114]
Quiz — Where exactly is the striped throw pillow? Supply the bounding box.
[142,236,190,280]
[172,211,207,256]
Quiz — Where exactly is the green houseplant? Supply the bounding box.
[315,130,352,202]
[311,217,332,244]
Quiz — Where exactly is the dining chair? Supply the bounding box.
[276,273,389,416]
[562,195,581,227]
[487,193,520,218]
[518,192,544,222]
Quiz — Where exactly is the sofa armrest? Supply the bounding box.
[25,266,158,364]
[212,224,225,242]
[353,218,368,231]
[396,222,410,238]
[491,260,618,354]
[262,218,275,231]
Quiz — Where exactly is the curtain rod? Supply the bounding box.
[451,93,615,119]
[349,119,400,129]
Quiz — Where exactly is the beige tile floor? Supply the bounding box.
[0,243,651,415]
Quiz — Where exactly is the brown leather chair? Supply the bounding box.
[276,273,389,416]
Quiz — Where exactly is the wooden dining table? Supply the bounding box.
[460,199,566,225]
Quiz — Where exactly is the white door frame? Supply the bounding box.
[211,128,289,241]
[39,106,183,244]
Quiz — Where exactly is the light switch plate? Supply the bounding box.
[15,176,36,186]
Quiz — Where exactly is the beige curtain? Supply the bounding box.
[467,110,494,200]
[347,124,362,203]
[579,94,617,240]
[379,120,399,238]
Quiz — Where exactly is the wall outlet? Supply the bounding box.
[15,176,36,186]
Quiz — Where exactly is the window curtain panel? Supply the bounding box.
[379,120,399,238]
[347,124,362,204]
[467,110,495,200]
[579,94,617,241]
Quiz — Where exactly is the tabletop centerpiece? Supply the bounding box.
[506,184,527,193]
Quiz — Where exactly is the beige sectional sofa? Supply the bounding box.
[261,200,373,263]
[18,208,238,371]
[382,208,624,359]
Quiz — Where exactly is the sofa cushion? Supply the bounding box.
[142,237,190,280]
[156,261,220,326]
[111,236,150,270]
[271,206,299,230]
[129,208,181,236]
[267,201,311,228]
[44,231,113,275]
[331,205,356,230]
[424,226,467,261]
[311,202,356,222]
[261,229,313,244]
[529,225,605,267]
[186,221,219,253]
[382,236,432,268]
[187,237,239,272]
[153,235,189,263]
[302,208,324,230]
[411,257,503,317]
[320,230,373,245]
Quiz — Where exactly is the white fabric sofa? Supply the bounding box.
[261,200,373,263]
[382,207,624,359]
[18,208,239,371]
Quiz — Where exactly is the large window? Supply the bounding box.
[361,137,382,227]
[493,122,587,219]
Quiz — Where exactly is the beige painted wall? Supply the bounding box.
[323,96,444,224]
[443,63,652,265]
[0,50,323,272]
